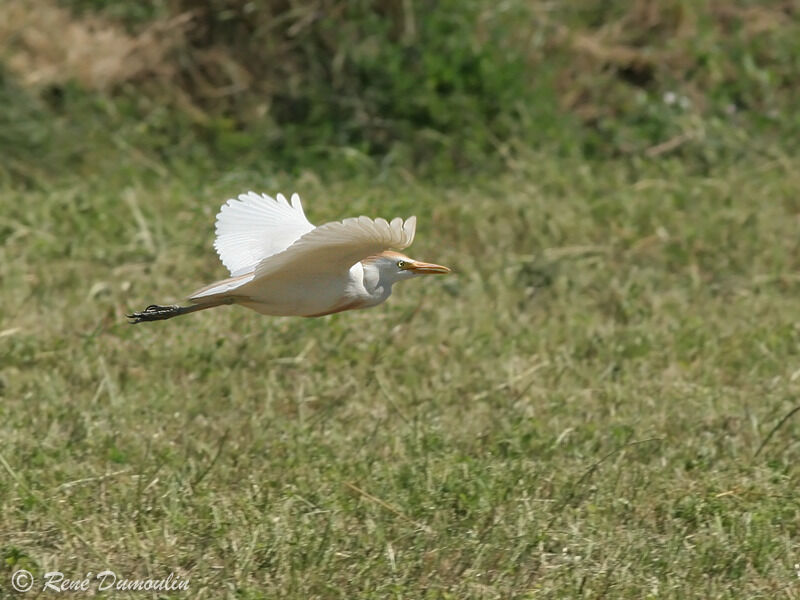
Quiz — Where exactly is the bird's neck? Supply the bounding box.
[360,261,394,304]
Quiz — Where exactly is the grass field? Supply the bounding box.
[3,147,800,597]
[4,1,800,598]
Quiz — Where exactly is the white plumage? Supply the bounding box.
[214,192,314,277]
[128,191,449,323]
[253,215,416,279]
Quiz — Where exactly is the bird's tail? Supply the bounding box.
[127,297,234,324]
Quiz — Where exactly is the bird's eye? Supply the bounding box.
[397,260,406,269]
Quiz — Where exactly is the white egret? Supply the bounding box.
[128,191,450,323]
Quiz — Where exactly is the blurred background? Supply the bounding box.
[3,0,799,184]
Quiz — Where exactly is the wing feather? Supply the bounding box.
[253,215,417,280]
[214,191,315,277]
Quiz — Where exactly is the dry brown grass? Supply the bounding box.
[0,0,189,91]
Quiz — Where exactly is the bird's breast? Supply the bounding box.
[237,263,373,317]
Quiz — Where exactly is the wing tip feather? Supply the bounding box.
[212,189,314,276]
[403,215,417,247]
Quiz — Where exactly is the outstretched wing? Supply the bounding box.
[253,215,417,280]
[214,191,315,277]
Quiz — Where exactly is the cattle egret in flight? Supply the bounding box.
[128,192,450,323]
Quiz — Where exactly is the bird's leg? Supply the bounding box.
[128,304,187,323]
[127,297,238,324]
[128,303,210,324]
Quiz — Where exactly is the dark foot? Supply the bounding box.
[127,304,182,324]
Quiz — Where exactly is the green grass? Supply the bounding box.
[3,3,800,595]
[3,147,800,598]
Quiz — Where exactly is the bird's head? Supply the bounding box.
[364,250,451,286]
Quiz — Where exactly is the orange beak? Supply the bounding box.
[405,261,451,275]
